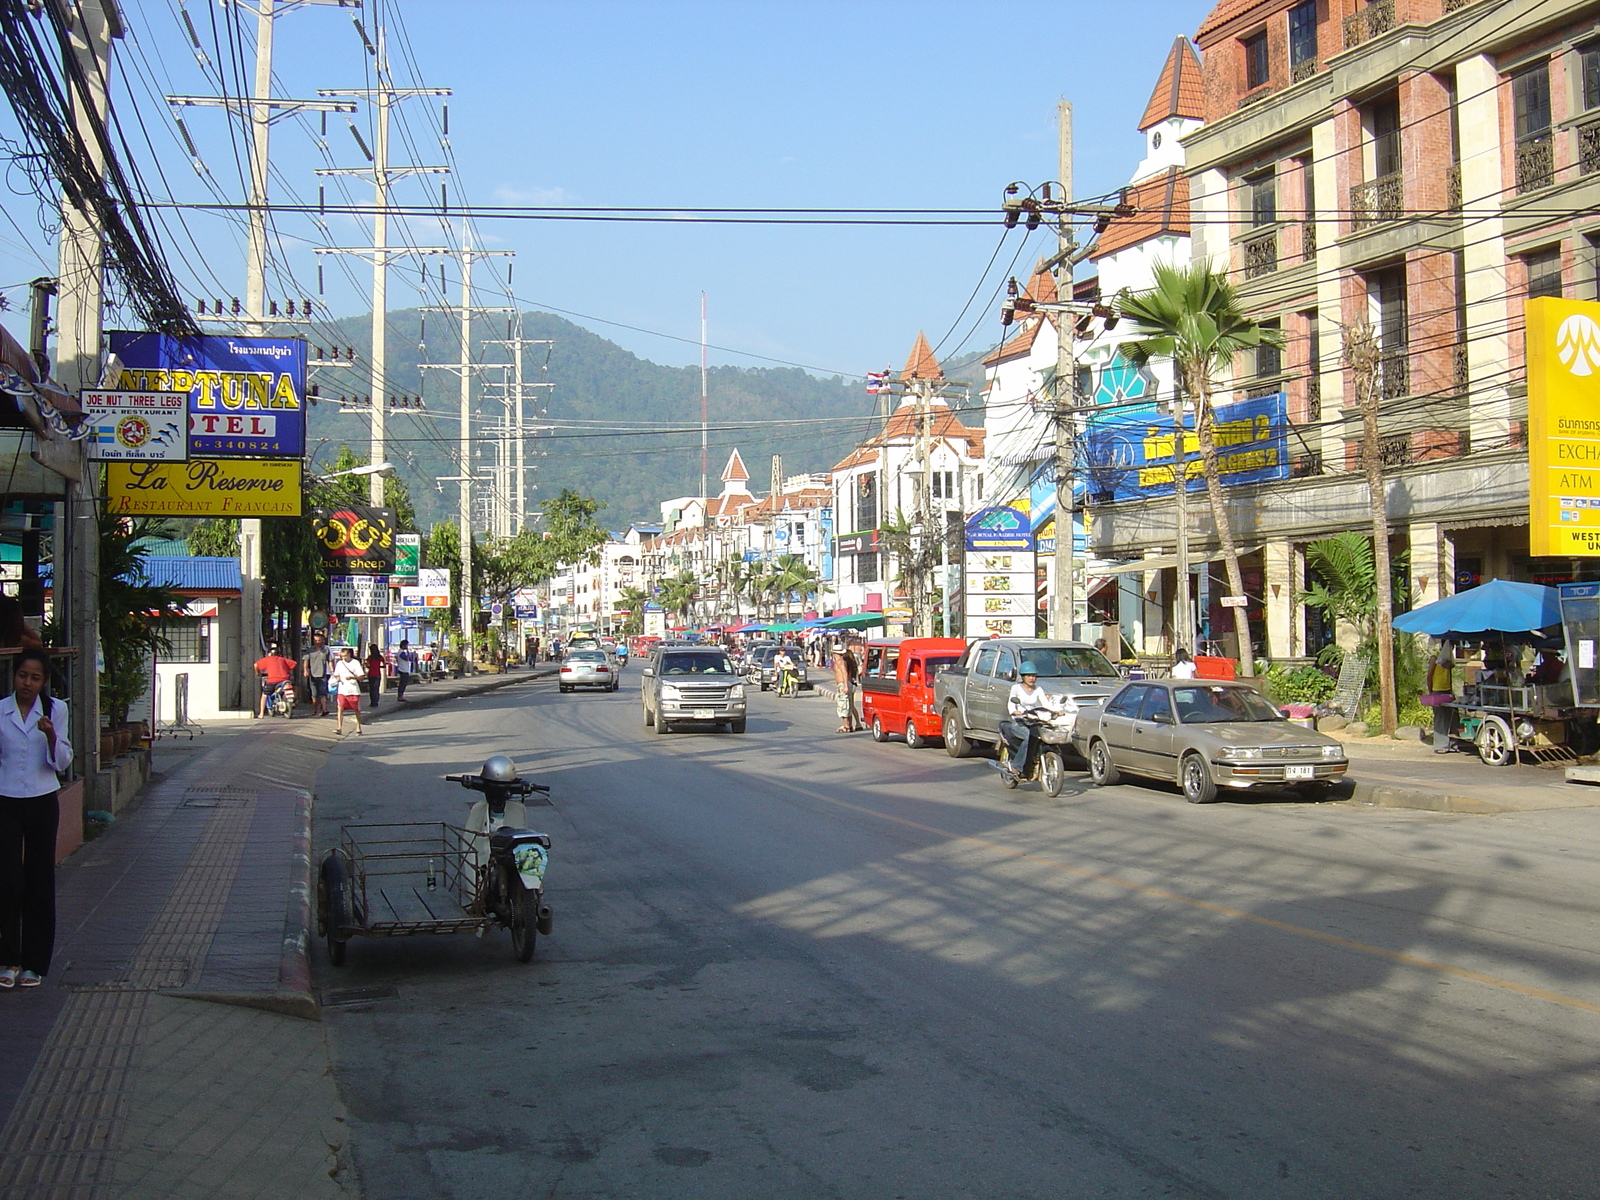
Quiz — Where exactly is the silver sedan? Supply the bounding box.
[559,650,620,693]
[1075,678,1349,803]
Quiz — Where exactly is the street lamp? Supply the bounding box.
[310,461,395,484]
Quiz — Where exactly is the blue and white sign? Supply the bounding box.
[964,505,1033,552]
[1083,392,1289,503]
[82,390,187,462]
[106,332,307,459]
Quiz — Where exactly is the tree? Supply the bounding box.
[658,571,700,624]
[1343,321,1399,735]
[1121,262,1285,676]
[1299,531,1418,716]
[99,514,188,724]
[423,519,473,636]
[771,553,819,621]
[614,585,650,636]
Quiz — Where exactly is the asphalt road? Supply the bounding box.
[313,667,1600,1199]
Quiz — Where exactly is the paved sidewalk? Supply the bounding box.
[0,664,554,1200]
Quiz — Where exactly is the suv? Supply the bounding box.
[748,644,810,691]
[641,646,748,734]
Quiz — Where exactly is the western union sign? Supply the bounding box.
[106,458,302,517]
[1528,297,1600,556]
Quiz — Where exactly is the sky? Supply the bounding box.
[0,0,1214,380]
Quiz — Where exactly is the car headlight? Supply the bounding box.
[730,685,745,700]
[1217,746,1262,760]
[1321,745,1345,759]
[660,684,682,700]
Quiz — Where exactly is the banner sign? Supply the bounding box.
[403,576,451,608]
[330,574,391,616]
[105,332,307,459]
[1528,298,1600,556]
[1082,392,1289,503]
[106,458,301,516]
[833,530,881,555]
[962,549,1036,637]
[311,505,396,574]
[394,533,421,581]
[964,506,1033,552]
[82,390,187,462]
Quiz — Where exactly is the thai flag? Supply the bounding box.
[865,371,891,394]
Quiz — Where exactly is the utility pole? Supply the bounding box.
[700,292,709,503]
[419,230,512,656]
[483,324,554,535]
[167,0,354,663]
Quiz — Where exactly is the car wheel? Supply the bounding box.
[655,717,671,735]
[905,720,927,750]
[643,704,654,727]
[1088,738,1120,787]
[1477,716,1516,767]
[1041,750,1065,797]
[943,707,975,758]
[559,685,570,694]
[730,719,746,733]
[870,714,888,742]
[1181,753,1217,803]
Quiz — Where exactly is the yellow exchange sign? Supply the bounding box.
[106,458,302,517]
[1528,297,1600,556]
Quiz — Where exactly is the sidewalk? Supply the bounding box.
[0,664,554,1200]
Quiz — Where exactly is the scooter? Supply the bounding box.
[445,755,555,962]
[994,712,1075,798]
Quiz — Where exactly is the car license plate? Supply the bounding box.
[1285,764,1315,780]
[693,708,715,720]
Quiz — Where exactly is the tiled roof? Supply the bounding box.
[1139,37,1204,129]
[900,331,944,382]
[830,400,984,471]
[721,447,749,483]
[983,266,1059,366]
[1196,0,1281,46]
[1091,167,1190,260]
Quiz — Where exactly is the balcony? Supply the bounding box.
[1446,164,1462,210]
[1237,87,1274,111]
[1380,433,1411,469]
[1379,350,1410,400]
[1343,0,1395,50]
[1306,374,1322,422]
[1291,58,1319,84]
[1515,136,1554,195]
[1350,172,1403,230]
[1242,228,1278,279]
[1579,116,1600,177]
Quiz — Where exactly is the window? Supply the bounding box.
[1137,688,1175,723]
[1371,95,1401,177]
[856,550,880,585]
[1256,320,1283,379]
[1247,170,1277,227]
[1243,30,1269,90]
[931,470,955,500]
[157,618,209,664]
[1525,247,1563,299]
[1370,265,1409,398]
[1583,42,1600,112]
[1513,63,1552,143]
[1288,1,1317,69]
[854,471,878,532]
[1105,685,1147,718]
[995,649,1017,681]
[974,646,999,677]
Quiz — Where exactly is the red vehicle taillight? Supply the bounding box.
[596,667,610,673]
[560,667,572,674]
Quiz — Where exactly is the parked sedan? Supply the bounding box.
[1076,679,1348,803]
[559,650,619,693]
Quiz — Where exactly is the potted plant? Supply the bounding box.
[97,513,187,733]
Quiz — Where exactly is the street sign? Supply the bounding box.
[82,390,187,462]
[1219,596,1249,609]
[393,533,420,581]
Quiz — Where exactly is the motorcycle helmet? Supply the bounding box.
[480,754,518,784]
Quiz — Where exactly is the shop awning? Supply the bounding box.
[1099,546,1263,575]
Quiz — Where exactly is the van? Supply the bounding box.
[860,637,968,747]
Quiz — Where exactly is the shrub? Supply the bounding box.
[1265,665,1336,706]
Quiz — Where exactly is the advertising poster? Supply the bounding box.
[393,533,421,581]
[1082,392,1289,502]
[417,568,451,606]
[105,331,307,459]
[106,458,301,516]
[1528,298,1600,556]
[82,390,187,462]
[963,548,1036,638]
[330,574,392,616]
[397,588,426,617]
[964,506,1034,552]
[311,505,397,574]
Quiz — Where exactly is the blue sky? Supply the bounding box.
[0,0,1212,378]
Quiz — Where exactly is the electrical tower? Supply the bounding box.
[483,324,554,537]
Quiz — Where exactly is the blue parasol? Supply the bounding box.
[1391,579,1561,637]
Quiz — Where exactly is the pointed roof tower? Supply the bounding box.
[720,447,751,491]
[1138,37,1203,131]
[900,331,945,382]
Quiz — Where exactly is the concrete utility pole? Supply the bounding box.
[483,324,554,535]
[1051,101,1078,643]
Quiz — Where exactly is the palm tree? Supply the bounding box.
[772,553,819,621]
[1120,262,1284,677]
[658,570,700,627]
[615,585,650,637]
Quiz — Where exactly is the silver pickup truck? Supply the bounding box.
[933,639,1123,760]
[640,646,748,734]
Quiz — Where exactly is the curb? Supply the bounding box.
[363,666,557,718]
[1344,780,1513,814]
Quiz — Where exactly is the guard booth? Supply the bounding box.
[1559,583,1600,708]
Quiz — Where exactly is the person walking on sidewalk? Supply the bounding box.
[302,633,330,718]
[332,647,365,736]
[0,648,73,988]
[394,639,419,702]
[364,643,385,709]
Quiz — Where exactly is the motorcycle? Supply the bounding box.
[445,755,555,962]
[994,711,1076,798]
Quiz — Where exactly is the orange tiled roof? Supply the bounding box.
[900,331,944,382]
[721,447,749,483]
[1139,36,1204,130]
[983,265,1059,366]
[1091,167,1190,261]
[1195,0,1282,46]
[830,400,984,472]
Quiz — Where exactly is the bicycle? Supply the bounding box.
[267,681,296,719]
[777,669,799,698]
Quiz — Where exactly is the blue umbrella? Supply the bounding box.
[1391,579,1560,636]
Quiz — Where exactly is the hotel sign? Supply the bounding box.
[1528,298,1600,556]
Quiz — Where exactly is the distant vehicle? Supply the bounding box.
[1076,678,1349,803]
[746,644,809,692]
[860,637,966,748]
[935,639,1121,761]
[565,636,601,656]
[559,650,619,693]
[641,646,747,734]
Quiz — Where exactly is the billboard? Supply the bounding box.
[311,505,397,574]
[330,574,391,616]
[82,390,187,462]
[1528,298,1600,556]
[964,506,1033,552]
[1082,392,1289,503]
[394,533,421,581]
[106,458,301,516]
[105,332,307,459]
[963,549,1036,638]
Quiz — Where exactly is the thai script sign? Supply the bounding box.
[1529,298,1600,556]
[393,533,421,581]
[311,505,396,574]
[82,390,187,462]
[1082,392,1288,503]
[962,549,1035,637]
[106,332,307,459]
[330,574,391,616]
[106,458,301,516]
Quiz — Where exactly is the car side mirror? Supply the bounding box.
[1007,670,1018,682]
[641,667,654,677]
[1152,709,1173,725]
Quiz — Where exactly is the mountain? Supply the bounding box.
[307,310,885,530]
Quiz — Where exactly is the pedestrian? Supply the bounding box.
[254,642,298,718]
[0,648,73,988]
[364,642,385,708]
[395,639,419,701]
[332,647,365,736]
[830,645,854,733]
[844,640,864,731]
[1426,643,1456,753]
[1170,648,1197,679]
[301,633,329,717]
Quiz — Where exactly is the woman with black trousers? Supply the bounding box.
[364,643,384,708]
[0,649,72,988]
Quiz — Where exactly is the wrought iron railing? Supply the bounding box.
[1237,87,1274,111]
[1291,58,1319,84]
[1379,434,1411,468]
[1343,0,1395,49]
[1515,136,1554,194]
[1446,163,1462,209]
[1443,0,1469,11]
[1379,350,1410,400]
[1301,219,1316,260]
[1292,451,1323,478]
[1242,228,1278,279]
[1306,375,1322,422]
[1579,117,1600,177]
[1350,171,1403,229]
[1453,343,1469,393]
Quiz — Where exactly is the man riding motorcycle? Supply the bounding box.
[998,670,1076,780]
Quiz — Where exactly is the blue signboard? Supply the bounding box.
[106,332,307,459]
[965,505,1033,551]
[1082,392,1288,503]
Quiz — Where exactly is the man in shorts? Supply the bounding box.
[254,643,297,718]
[831,644,859,733]
[301,633,330,717]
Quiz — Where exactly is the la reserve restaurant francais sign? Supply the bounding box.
[106,459,301,517]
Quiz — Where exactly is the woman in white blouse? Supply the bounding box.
[0,648,73,988]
